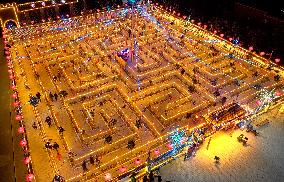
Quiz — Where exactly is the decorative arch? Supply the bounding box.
[0,3,19,29]
[4,19,18,29]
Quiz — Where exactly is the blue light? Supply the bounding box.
[233,39,239,45]
[128,0,137,5]
[169,129,186,152]
[107,5,111,12]
[104,19,114,26]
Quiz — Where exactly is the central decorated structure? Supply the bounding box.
[3,1,284,181]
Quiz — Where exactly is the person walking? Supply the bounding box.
[90,156,94,165]
[53,142,60,152]
[58,126,65,135]
[45,141,52,150]
[32,122,37,129]
[57,152,62,161]
[49,92,54,101]
[82,160,88,172]
[54,93,58,101]
[45,116,52,127]
[36,92,41,101]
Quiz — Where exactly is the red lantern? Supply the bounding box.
[275,91,282,96]
[275,58,280,63]
[11,85,17,90]
[154,149,160,155]
[166,143,173,149]
[177,13,180,16]
[9,75,14,80]
[260,52,265,56]
[8,69,13,74]
[20,139,27,147]
[229,37,233,41]
[97,9,100,13]
[104,173,112,181]
[12,92,18,99]
[23,157,31,165]
[197,22,201,26]
[18,127,25,134]
[256,100,262,105]
[31,21,34,24]
[6,56,11,60]
[249,46,253,51]
[119,166,127,172]
[203,25,207,29]
[25,173,34,182]
[220,33,224,38]
[16,115,22,121]
[42,19,45,22]
[173,11,175,14]
[7,62,12,68]
[13,101,19,107]
[213,30,217,34]
[183,16,186,19]
[3,35,7,39]
[66,14,69,18]
[4,46,9,50]
[4,40,8,44]
[135,158,141,165]
[191,19,195,23]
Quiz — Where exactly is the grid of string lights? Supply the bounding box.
[17,0,78,12]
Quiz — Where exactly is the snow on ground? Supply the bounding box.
[160,106,284,182]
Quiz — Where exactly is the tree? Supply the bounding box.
[149,171,154,182]
[214,156,220,163]
[127,139,135,149]
[105,135,112,144]
[130,176,136,182]
[142,175,148,182]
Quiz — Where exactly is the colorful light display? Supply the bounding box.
[3,2,284,181]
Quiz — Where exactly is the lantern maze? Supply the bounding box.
[6,5,284,182]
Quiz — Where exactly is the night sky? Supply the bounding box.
[1,0,283,17]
